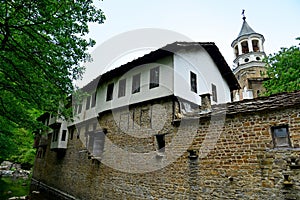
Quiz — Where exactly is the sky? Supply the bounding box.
[78,0,300,87]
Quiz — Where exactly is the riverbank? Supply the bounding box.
[0,161,31,200]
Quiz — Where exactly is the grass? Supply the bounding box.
[0,176,30,200]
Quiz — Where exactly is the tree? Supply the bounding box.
[0,1,105,134]
[263,37,300,96]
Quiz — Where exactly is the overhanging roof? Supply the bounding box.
[81,42,240,92]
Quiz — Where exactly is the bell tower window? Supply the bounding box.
[252,40,259,52]
[241,41,249,54]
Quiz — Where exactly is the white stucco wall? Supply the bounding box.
[173,47,231,105]
[50,120,68,149]
[96,56,174,113]
[69,92,98,127]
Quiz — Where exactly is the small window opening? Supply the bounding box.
[106,83,114,101]
[190,71,197,93]
[61,130,67,141]
[69,128,74,140]
[87,131,106,158]
[241,41,249,54]
[150,66,160,89]
[86,96,91,110]
[74,105,78,115]
[156,134,165,153]
[132,73,141,94]
[52,129,59,142]
[77,128,80,139]
[271,125,291,148]
[252,40,259,52]
[91,92,96,107]
[78,104,82,114]
[212,84,217,102]
[118,79,126,97]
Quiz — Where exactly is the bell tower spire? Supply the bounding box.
[231,10,267,101]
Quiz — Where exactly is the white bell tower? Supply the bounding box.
[232,10,267,101]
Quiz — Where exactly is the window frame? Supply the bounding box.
[118,79,126,98]
[77,104,82,114]
[52,128,59,142]
[106,83,114,101]
[149,66,160,89]
[271,125,291,148]
[86,95,91,110]
[61,130,67,141]
[132,73,141,94]
[190,71,197,93]
[212,83,217,102]
[91,92,96,108]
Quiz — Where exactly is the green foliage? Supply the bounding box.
[9,128,36,167]
[0,0,105,130]
[263,37,300,96]
[0,1,105,162]
[0,177,31,199]
[0,127,35,167]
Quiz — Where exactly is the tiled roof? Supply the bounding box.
[81,42,240,92]
[210,90,300,116]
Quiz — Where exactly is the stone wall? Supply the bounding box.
[31,92,300,200]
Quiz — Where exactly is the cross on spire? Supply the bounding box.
[242,9,246,21]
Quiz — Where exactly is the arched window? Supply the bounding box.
[252,40,259,52]
[241,41,249,54]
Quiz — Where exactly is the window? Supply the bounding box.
[52,129,59,142]
[87,131,106,158]
[91,92,96,107]
[132,73,141,94]
[156,134,165,153]
[77,128,80,139]
[118,79,126,97]
[241,41,249,54]
[92,132,106,157]
[61,130,67,141]
[252,40,259,52]
[69,128,74,140]
[86,96,91,110]
[106,83,114,101]
[78,104,82,114]
[212,84,217,102]
[271,125,291,148]
[190,71,197,93]
[150,67,159,89]
[74,105,78,115]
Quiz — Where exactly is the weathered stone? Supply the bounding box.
[31,92,300,200]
